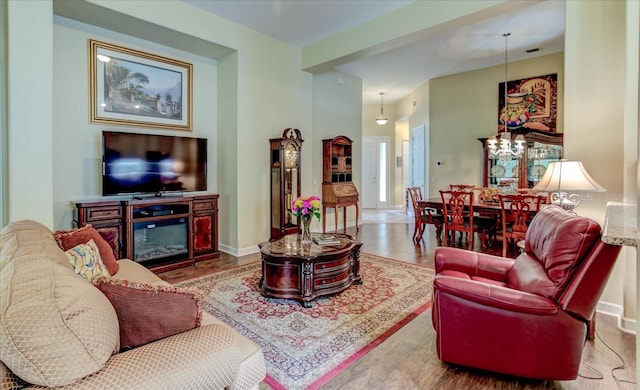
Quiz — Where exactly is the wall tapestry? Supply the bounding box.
[498,73,557,132]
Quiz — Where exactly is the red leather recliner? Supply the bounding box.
[432,205,621,380]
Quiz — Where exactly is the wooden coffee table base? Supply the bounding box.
[258,234,362,308]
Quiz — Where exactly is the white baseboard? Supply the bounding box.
[219,244,259,257]
[620,316,637,333]
[596,300,637,334]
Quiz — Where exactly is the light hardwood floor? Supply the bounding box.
[158,209,636,389]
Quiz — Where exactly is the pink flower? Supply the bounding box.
[290,195,322,222]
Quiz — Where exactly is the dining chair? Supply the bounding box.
[499,194,542,257]
[449,185,475,225]
[449,184,475,191]
[518,188,550,204]
[439,190,495,250]
[408,187,443,244]
[536,192,551,204]
[475,187,501,245]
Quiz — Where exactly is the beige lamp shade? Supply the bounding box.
[532,160,605,192]
[531,160,605,211]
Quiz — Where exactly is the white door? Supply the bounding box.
[411,125,425,194]
[362,137,377,208]
[362,136,390,209]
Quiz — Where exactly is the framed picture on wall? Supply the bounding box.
[498,73,557,132]
[89,39,193,131]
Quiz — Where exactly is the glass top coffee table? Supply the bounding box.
[258,233,362,308]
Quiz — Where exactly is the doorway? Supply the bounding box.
[362,136,390,209]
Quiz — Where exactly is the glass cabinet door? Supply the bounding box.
[480,130,563,190]
[526,141,563,188]
[488,157,519,193]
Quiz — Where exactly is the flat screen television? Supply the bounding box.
[102,131,207,196]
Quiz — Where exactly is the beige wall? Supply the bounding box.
[7,1,54,226]
[397,81,432,196]
[427,53,563,198]
[217,52,239,252]
[6,0,316,256]
[0,1,6,226]
[565,0,638,325]
[52,18,219,229]
[313,71,363,229]
[4,0,518,251]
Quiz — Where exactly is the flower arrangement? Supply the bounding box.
[291,196,321,244]
[291,195,322,222]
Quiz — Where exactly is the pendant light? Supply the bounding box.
[375,92,388,126]
[487,32,525,160]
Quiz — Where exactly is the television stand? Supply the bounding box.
[74,194,220,273]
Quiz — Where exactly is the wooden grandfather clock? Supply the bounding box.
[321,135,359,233]
[269,128,303,240]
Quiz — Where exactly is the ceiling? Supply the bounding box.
[181,0,565,104]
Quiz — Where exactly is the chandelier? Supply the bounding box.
[375,92,388,126]
[487,132,525,161]
[487,32,526,161]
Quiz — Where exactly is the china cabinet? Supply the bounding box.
[321,136,359,233]
[269,128,303,240]
[479,129,563,190]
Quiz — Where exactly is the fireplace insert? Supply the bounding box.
[133,217,188,266]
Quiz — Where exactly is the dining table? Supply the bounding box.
[417,196,543,246]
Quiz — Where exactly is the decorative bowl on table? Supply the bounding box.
[480,188,502,204]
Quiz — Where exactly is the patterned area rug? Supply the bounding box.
[178,253,434,390]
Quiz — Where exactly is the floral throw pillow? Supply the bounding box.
[65,239,110,282]
[55,225,119,276]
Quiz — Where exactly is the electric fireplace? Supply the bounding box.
[133,217,188,266]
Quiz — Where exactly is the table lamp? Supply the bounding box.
[531,160,606,211]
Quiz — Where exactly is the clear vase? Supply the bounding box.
[301,218,312,245]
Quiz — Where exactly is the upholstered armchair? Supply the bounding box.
[431,205,621,380]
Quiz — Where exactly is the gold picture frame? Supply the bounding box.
[89,39,193,131]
